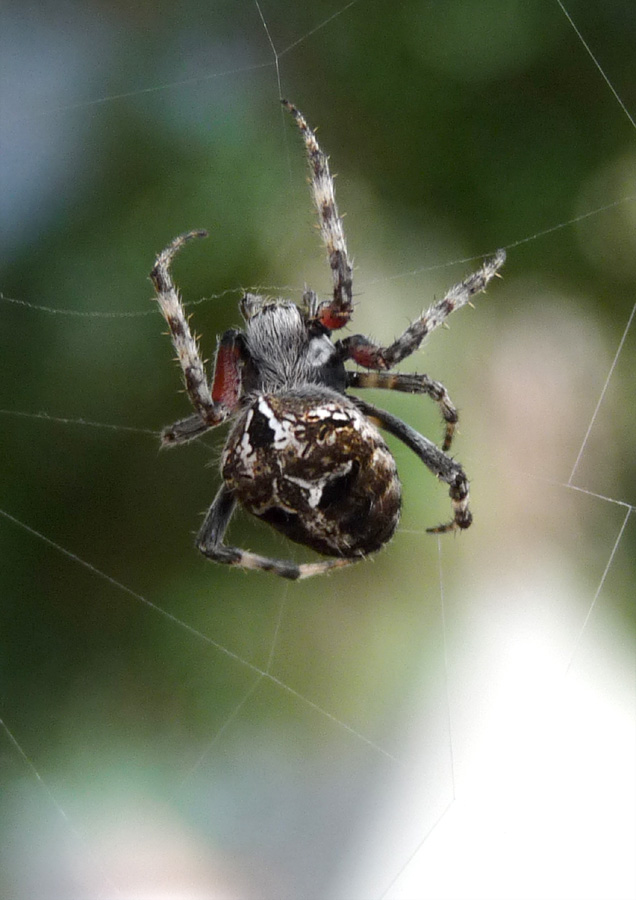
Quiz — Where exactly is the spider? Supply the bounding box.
[150,100,505,580]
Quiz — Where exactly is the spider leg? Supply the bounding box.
[353,397,472,533]
[151,231,216,419]
[151,232,245,444]
[197,484,359,580]
[282,100,353,331]
[160,413,213,446]
[338,250,506,369]
[347,370,458,452]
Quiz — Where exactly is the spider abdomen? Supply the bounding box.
[222,389,401,558]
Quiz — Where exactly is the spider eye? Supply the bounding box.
[222,391,401,558]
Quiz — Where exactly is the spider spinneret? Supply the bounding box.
[150,100,505,579]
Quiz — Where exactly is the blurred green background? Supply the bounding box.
[1,2,634,898]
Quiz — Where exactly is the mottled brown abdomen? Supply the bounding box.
[222,389,401,558]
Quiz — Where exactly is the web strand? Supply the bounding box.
[22,1,361,119]
[436,537,456,803]
[566,505,633,675]
[33,63,273,117]
[0,408,159,436]
[555,0,636,132]
[0,506,399,764]
[376,796,455,900]
[0,717,122,897]
[254,0,283,101]
[568,301,636,485]
[2,196,634,318]
[180,579,291,782]
[278,0,360,59]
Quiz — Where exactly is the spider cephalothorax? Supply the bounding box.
[151,100,505,579]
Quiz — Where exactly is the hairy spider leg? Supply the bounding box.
[159,329,246,446]
[347,370,459,452]
[338,249,506,370]
[151,231,244,446]
[160,413,214,446]
[353,397,472,532]
[196,484,359,580]
[282,99,354,331]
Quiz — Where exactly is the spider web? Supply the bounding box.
[1,2,634,899]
